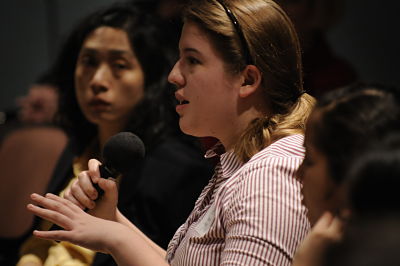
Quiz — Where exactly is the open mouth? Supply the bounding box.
[179,100,190,105]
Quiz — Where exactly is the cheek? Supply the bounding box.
[115,77,145,112]
[74,65,88,89]
[302,166,331,212]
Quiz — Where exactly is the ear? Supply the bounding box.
[239,65,262,98]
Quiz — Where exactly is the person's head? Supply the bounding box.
[297,83,400,225]
[346,133,400,217]
[17,71,59,124]
[168,0,315,162]
[53,3,177,152]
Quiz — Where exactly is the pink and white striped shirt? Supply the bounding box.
[166,134,310,266]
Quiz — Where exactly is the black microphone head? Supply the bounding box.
[102,132,145,175]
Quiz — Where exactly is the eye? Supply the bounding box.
[79,55,97,67]
[112,59,131,71]
[187,56,201,65]
[114,62,128,70]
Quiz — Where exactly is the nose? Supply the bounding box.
[168,60,184,89]
[90,64,111,94]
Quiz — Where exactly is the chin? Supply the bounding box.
[179,120,195,136]
[179,119,212,138]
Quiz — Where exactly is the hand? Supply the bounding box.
[17,85,58,124]
[63,159,119,221]
[27,193,123,253]
[293,211,344,266]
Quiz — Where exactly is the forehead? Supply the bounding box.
[82,26,133,52]
[179,22,220,57]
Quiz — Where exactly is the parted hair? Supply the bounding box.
[184,0,315,162]
[51,3,180,153]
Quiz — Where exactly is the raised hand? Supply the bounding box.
[27,193,125,253]
[293,211,344,266]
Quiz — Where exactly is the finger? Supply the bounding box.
[88,159,102,180]
[64,186,86,210]
[44,193,84,213]
[33,229,73,243]
[98,178,119,204]
[77,170,99,200]
[69,179,95,209]
[27,203,71,230]
[31,193,80,219]
[326,216,345,241]
[313,211,334,230]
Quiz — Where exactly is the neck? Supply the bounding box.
[221,96,271,152]
[98,124,125,149]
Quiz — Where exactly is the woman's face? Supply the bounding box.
[297,110,341,225]
[168,22,242,143]
[75,26,145,130]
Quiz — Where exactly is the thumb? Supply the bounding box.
[97,178,118,206]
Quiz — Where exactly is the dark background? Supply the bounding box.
[0,0,398,110]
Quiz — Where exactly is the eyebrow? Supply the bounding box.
[182,47,201,54]
[80,47,133,57]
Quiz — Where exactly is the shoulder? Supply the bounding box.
[223,135,304,192]
[1,126,68,153]
[251,134,305,162]
[243,134,304,173]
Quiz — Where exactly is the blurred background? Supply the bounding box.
[0,0,398,112]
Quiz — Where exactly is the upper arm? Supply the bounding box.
[0,126,68,237]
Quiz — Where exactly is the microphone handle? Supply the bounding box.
[49,164,116,232]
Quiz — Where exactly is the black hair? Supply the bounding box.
[346,133,400,216]
[51,2,180,153]
[312,82,400,184]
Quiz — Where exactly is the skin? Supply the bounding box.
[17,84,59,124]
[18,26,146,266]
[75,26,145,147]
[28,22,268,266]
[169,21,268,150]
[297,110,341,226]
[292,211,343,266]
[293,110,347,266]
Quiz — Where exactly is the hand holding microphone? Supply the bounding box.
[55,132,145,227]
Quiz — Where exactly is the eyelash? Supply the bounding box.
[113,62,128,70]
[79,56,129,71]
[186,56,201,65]
[81,56,97,67]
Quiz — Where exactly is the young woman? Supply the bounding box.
[27,0,315,265]
[14,3,212,266]
[293,83,400,266]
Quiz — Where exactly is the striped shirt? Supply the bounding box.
[166,134,310,265]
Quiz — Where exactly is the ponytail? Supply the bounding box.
[234,93,315,162]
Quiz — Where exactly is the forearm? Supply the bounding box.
[107,220,168,266]
[116,209,167,258]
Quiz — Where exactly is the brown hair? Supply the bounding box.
[184,0,315,162]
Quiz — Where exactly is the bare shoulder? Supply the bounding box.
[1,126,68,152]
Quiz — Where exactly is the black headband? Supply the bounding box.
[215,0,253,65]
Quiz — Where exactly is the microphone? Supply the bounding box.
[50,132,145,231]
[94,132,145,197]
